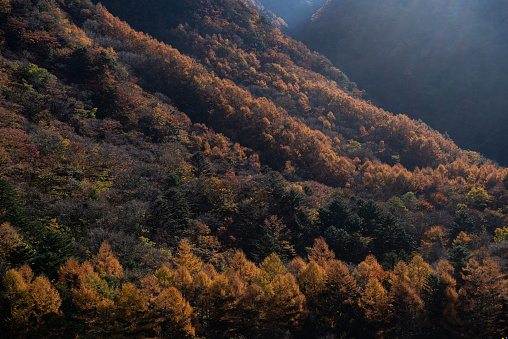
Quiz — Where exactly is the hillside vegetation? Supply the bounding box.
[0,0,506,337]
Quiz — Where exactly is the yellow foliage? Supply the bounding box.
[494,226,508,243]
[308,238,335,268]
[30,275,62,321]
[259,253,287,291]
[155,265,174,288]
[229,250,260,283]
[298,261,326,297]
[0,0,11,16]
[407,255,432,292]
[361,277,392,323]
[453,231,472,246]
[265,273,307,330]
[3,265,61,335]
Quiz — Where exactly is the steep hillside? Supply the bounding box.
[0,0,507,337]
[91,0,469,173]
[296,0,508,165]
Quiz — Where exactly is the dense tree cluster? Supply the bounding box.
[0,0,507,337]
[2,238,507,338]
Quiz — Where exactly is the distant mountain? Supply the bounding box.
[242,0,288,28]
[249,0,327,29]
[294,0,508,165]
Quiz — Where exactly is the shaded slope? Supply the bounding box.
[297,0,508,165]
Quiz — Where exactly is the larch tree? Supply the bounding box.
[174,238,203,274]
[140,274,161,306]
[114,282,150,336]
[298,260,326,305]
[407,254,432,293]
[154,286,195,338]
[287,256,307,277]
[200,272,245,337]
[0,222,21,258]
[3,265,62,337]
[356,254,386,288]
[235,282,264,336]
[173,265,193,300]
[308,237,335,268]
[229,250,260,284]
[29,275,62,321]
[263,272,307,336]
[92,241,123,279]
[458,258,507,337]
[360,277,392,332]
[3,267,34,335]
[433,260,462,337]
[201,263,218,279]
[298,260,327,330]
[71,261,118,336]
[155,264,174,288]
[389,261,425,337]
[258,252,286,292]
[57,257,86,289]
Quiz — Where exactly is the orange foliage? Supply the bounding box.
[92,241,124,278]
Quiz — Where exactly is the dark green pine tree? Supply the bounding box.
[7,242,38,267]
[421,273,447,337]
[318,196,362,233]
[355,198,384,237]
[447,244,471,283]
[355,199,415,258]
[275,188,305,226]
[0,178,77,277]
[161,188,192,226]
[372,218,415,258]
[191,151,212,178]
[164,171,182,189]
[148,187,192,244]
[450,209,481,240]
[33,229,78,278]
[0,178,29,228]
[324,226,351,259]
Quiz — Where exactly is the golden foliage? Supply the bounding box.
[92,241,124,278]
[0,222,21,257]
[308,238,335,268]
[154,287,195,338]
[174,238,203,274]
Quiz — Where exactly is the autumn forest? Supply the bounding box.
[0,0,507,338]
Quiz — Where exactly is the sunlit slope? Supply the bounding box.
[90,0,476,179]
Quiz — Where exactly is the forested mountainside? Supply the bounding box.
[294,0,508,166]
[0,0,507,338]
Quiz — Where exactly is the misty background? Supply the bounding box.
[255,0,508,166]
